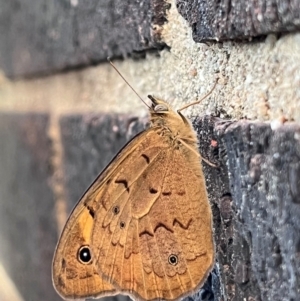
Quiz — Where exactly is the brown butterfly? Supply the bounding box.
[52,63,215,301]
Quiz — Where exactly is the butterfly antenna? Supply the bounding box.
[177,80,217,112]
[107,57,150,108]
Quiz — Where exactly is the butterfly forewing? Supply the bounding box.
[52,130,157,299]
[52,205,117,299]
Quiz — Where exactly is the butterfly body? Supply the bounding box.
[52,96,214,301]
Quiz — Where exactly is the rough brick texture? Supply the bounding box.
[176,0,300,42]
[198,116,300,301]
[0,113,57,301]
[0,0,169,78]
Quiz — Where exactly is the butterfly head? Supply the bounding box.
[147,95,197,145]
[147,95,184,125]
[148,95,169,111]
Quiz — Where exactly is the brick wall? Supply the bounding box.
[0,1,300,301]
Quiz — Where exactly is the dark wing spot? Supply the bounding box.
[168,254,178,265]
[149,187,158,194]
[139,230,154,237]
[113,206,120,215]
[86,205,95,218]
[162,191,172,196]
[177,190,186,196]
[141,154,150,164]
[120,221,126,229]
[115,179,129,192]
[61,258,66,269]
[173,218,192,229]
[58,276,65,287]
[77,246,92,265]
[154,222,174,233]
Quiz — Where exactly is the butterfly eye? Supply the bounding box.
[168,254,178,266]
[77,246,92,264]
[154,104,168,112]
[120,221,126,229]
[113,206,120,215]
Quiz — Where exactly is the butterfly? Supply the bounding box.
[52,63,215,301]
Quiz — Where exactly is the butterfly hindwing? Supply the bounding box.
[90,129,214,301]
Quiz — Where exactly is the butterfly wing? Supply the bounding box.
[52,129,166,299]
[52,204,117,299]
[90,129,214,301]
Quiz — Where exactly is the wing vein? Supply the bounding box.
[137,219,148,300]
[171,154,195,292]
[94,146,167,280]
[148,149,174,299]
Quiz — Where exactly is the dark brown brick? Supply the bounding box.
[0,0,169,78]
[176,0,300,42]
[197,116,300,301]
[0,113,57,301]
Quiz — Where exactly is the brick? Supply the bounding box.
[176,0,300,42]
[0,113,57,301]
[197,116,300,301]
[0,0,169,78]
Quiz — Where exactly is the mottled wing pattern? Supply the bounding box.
[52,205,116,299]
[90,131,214,301]
[52,129,166,299]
